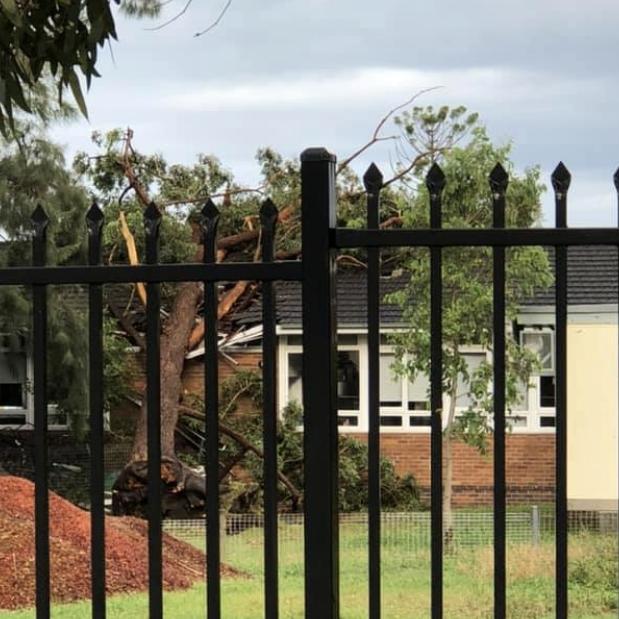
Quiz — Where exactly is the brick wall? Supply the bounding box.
[350,433,555,507]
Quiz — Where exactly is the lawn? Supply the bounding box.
[1,523,616,618]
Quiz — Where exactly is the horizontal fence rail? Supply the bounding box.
[334,227,619,248]
[0,261,302,286]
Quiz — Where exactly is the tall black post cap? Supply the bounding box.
[300,147,336,163]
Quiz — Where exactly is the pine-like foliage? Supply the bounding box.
[0,127,91,435]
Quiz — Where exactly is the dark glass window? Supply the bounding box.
[409,416,432,427]
[380,416,402,427]
[337,351,359,411]
[540,376,556,408]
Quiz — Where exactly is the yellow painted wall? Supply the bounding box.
[568,323,618,508]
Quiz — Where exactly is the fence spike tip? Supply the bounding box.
[201,198,220,222]
[260,198,279,227]
[489,162,509,192]
[363,163,383,191]
[86,202,104,228]
[551,162,571,192]
[425,162,446,192]
[30,205,49,230]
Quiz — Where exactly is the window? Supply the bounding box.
[337,351,360,423]
[0,337,67,429]
[284,336,363,429]
[455,353,486,408]
[379,351,430,428]
[281,329,556,434]
[379,353,402,407]
[0,351,26,406]
[0,342,28,426]
[288,353,303,406]
[518,327,556,430]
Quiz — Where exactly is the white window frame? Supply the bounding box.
[0,341,69,431]
[278,327,556,435]
[278,331,367,433]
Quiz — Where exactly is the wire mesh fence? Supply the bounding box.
[162,509,618,560]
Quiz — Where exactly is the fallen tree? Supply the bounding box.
[74,100,474,517]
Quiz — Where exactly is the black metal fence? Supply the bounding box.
[0,147,617,619]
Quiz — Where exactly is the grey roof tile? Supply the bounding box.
[235,246,618,327]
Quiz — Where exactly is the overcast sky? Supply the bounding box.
[50,0,619,226]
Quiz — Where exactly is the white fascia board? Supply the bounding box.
[518,304,618,325]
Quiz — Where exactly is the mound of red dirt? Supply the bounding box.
[0,476,238,610]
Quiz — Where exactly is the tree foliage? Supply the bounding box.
[0,1,162,132]
[0,124,92,433]
[385,108,553,533]
[187,371,422,512]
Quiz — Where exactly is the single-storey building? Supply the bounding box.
[228,245,618,508]
[1,247,616,509]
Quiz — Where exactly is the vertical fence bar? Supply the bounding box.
[144,203,163,619]
[261,199,279,619]
[364,163,383,619]
[427,164,446,619]
[490,164,508,619]
[202,200,221,619]
[87,204,106,619]
[31,205,50,619]
[301,147,339,619]
[552,163,570,619]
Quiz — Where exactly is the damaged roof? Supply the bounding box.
[234,246,618,328]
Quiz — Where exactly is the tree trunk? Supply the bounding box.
[113,281,207,518]
[443,382,458,551]
[130,281,202,460]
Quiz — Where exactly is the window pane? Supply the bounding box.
[0,351,26,407]
[522,331,554,372]
[409,416,431,427]
[0,351,26,384]
[456,353,485,408]
[539,375,556,408]
[512,380,529,411]
[0,384,24,407]
[380,354,401,406]
[380,416,402,426]
[288,353,303,405]
[337,351,359,410]
[408,372,429,410]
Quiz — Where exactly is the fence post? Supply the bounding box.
[531,505,541,546]
[301,147,339,619]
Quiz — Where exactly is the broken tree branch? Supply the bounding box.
[118,211,147,306]
[178,405,302,500]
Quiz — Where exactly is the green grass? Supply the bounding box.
[1,526,616,618]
